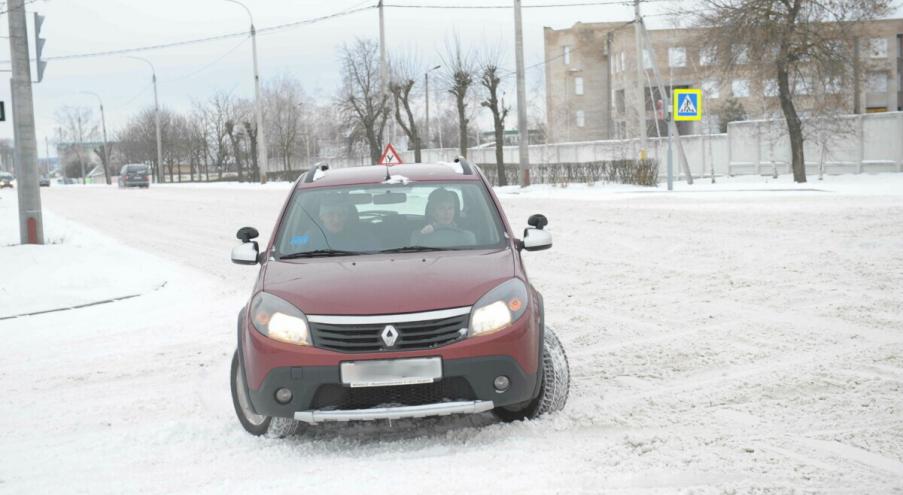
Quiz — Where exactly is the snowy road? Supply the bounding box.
[3,178,903,493]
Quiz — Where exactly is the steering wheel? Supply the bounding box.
[432,224,467,233]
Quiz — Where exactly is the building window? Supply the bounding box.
[643,49,653,69]
[868,38,887,58]
[764,79,779,97]
[620,52,626,73]
[615,89,626,114]
[824,77,842,94]
[702,79,719,98]
[867,71,888,92]
[668,47,686,67]
[700,46,716,66]
[564,46,571,65]
[732,79,750,97]
[576,110,585,128]
[574,77,584,95]
[732,44,749,65]
[793,77,811,95]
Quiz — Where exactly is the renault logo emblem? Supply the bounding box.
[381,325,399,347]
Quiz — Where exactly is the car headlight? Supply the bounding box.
[249,292,311,346]
[469,278,530,337]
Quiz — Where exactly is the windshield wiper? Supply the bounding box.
[278,249,361,259]
[378,245,454,253]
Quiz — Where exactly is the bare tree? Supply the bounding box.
[441,36,476,158]
[92,142,114,184]
[693,0,891,183]
[263,75,307,171]
[337,38,390,165]
[56,106,99,183]
[198,93,237,180]
[389,55,423,163]
[479,52,510,185]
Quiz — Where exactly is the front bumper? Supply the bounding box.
[246,354,538,419]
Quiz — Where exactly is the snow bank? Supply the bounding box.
[0,191,167,318]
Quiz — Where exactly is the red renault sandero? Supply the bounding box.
[230,160,569,437]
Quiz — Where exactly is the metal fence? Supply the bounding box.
[319,111,903,179]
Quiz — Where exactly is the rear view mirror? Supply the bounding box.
[349,193,373,205]
[373,191,407,205]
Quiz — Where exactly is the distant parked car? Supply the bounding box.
[0,172,14,188]
[118,164,150,188]
[39,177,51,187]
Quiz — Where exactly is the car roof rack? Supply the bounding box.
[303,162,330,183]
[453,156,474,175]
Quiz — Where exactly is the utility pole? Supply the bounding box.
[379,1,387,97]
[513,0,530,186]
[8,0,43,244]
[633,0,648,159]
[82,91,110,185]
[126,56,162,183]
[225,0,268,183]
[436,86,444,149]
[424,65,441,152]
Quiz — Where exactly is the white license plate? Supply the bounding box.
[340,357,442,388]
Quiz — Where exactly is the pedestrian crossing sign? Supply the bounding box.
[673,88,702,121]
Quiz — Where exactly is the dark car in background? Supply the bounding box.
[39,177,51,187]
[0,172,14,188]
[118,164,150,188]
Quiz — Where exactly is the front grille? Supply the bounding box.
[311,378,476,410]
[310,313,469,353]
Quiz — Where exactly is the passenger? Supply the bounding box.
[411,188,476,246]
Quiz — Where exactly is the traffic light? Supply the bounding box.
[34,13,46,83]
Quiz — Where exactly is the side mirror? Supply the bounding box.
[522,228,552,251]
[527,214,548,230]
[237,226,259,243]
[231,241,260,265]
[520,214,551,252]
[233,226,260,265]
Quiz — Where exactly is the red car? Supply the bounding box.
[230,161,569,437]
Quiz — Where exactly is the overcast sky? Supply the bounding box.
[0,0,897,156]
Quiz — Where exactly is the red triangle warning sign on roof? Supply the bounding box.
[378,143,403,165]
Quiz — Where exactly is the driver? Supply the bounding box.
[411,188,476,246]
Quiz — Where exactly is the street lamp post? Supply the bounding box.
[126,56,162,183]
[81,91,110,185]
[224,0,268,184]
[424,65,441,152]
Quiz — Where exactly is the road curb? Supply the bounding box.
[0,281,168,321]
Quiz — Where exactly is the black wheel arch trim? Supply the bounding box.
[235,307,263,416]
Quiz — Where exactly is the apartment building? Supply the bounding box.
[544,18,903,143]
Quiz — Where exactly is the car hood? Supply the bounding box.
[263,248,516,315]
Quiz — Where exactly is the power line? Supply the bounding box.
[0,0,42,16]
[161,36,250,84]
[383,1,635,8]
[37,5,375,62]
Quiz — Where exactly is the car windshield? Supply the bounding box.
[273,181,507,258]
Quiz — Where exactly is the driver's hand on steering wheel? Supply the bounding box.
[420,224,436,235]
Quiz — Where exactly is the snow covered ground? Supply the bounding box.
[2,174,903,494]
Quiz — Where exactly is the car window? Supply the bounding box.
[273,182,506,257]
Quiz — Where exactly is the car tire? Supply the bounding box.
[230,351,302,438]
[493,328,570,422]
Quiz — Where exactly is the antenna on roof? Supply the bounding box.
[384,160,391,181]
